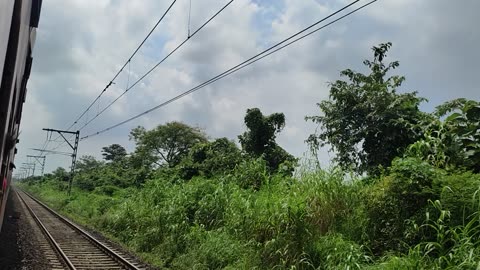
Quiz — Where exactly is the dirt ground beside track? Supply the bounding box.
[0,191,50,269]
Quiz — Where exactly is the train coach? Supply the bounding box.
[0,0,42,232]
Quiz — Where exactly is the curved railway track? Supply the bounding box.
[15,189,145,270]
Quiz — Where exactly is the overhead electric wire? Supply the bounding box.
[35,130,53,157]
[76,0,235,132]
[47,0,232,152]
[31,148,73,157]
[66,0,178,131]
[81,0,378,140]
[41,0,178,153]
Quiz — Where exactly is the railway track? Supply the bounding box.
[15,189,145,270]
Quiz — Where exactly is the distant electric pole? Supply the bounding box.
[27,155,46,176]
[20,162,36,177]
[42,128,80,195]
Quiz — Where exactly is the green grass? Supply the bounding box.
[18,160,480,269]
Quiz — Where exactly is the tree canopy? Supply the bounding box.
[306,42,427,175]
[407,98,480,172]
[101,144,127,161]
[130,122,208,168]
[179,137,243,179]
[239,108,296,172]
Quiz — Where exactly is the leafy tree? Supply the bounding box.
[435,98,480,172]
[306,42,426,175]
[101,144,127,161]
[407,98,480,172]
[51,167,69,182]
[130,122,208,168]
[238,108,296,172]
[179,138,243,179]
[74,156,103,190]
[76,155,103,173]
[73,155,141,190]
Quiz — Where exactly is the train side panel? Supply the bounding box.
[0,0,42,232]
[0,1,15,81]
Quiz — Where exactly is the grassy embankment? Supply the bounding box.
[19,157,480,269]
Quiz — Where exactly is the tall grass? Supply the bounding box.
[19,159,480,269]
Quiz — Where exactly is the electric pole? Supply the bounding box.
[20,162,35,177]
[27,155,46,176]
[42,128,80,195]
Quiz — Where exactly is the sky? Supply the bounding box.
[16,0,480,174]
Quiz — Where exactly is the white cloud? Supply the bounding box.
[17,0,480,173]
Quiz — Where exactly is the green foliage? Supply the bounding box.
[432,172,480,227]
[23,158,480,269]
[306,42,426,175]
[365,158,441,253]
[409,199,480,269]
[408,98,480,172]
[239,108,297,173]
[20,42,480,269]
[130,122,208,168]
[74,155,103,190]
[178,138,243,180]
[72,155,146,191]
[51,167,69,182]
[312,234,371,270]
[171,228,256,269]
[229,157,269,190]
[24,166,372,269]
[101,144,127,161]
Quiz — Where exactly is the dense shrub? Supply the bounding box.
[20,162,480,269]
[171,228,256,269]
[311,233,371,269]
[178,138,243,180]
[228,157,269,190]
[365,158,442,253]
[433,171,480,226]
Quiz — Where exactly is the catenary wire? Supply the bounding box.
[76,0,235,132]
[65,0,178,131]
[43,0,178,152]
[81,0,377,140]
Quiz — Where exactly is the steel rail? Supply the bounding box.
[17,189,141,270]
[15,189,76,269]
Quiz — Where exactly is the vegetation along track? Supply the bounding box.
[15,189,144,270]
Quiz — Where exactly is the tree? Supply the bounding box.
[130,122,208,168]
[76,155,103,173]
[238,108,296,172]
[306,42,426,175]
[101,144,127,161]
[179,138,243,179]
[52,167,68,181]
[407,98,480,172]
[435,99,480,172]
[74,155,103,190]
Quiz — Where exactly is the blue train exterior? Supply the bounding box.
[0,0,42,232]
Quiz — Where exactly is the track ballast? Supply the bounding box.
[16,189,145,270]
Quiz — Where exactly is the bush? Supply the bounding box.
[22,155,480,269]
[93,185,120,196]
[409,200,480,269]
[311,234,371,270]
[365,158,442,253]
[433,171,480,227]
[229,157,269,190]
[171,228,256,269]
[178,138,243,180]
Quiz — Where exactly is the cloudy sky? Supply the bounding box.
[17,0,480,173]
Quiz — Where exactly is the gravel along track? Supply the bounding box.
[16,189,146,270]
